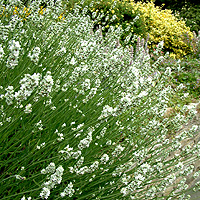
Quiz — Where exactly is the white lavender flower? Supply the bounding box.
[9,40,20,57]
[60,182,75,197]
[4,86,14,105]
[0,45,4,59]
[15,73,41,102]
[59,145,73,160]
[70,57,76,65]
[24,103,32,113]
[34,120,43,131]
[100,154,109,164]
[41,162,56,174]
[41,165,64,198]
[112,144,125,157]
[99,105,117,119]
[38,71,54,96]
[7,40,21,69]
[40,187,50,199]
[90,161,99,172]
[120,187,130,196]
[78,136,92,150]
[21,196,32,200]
[36,142,45,150]
[71,150,82,159]
[28,47,41,63]
[77,166,90,175]
[82,78,90,91]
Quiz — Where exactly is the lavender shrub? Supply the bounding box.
[0,1,199,199]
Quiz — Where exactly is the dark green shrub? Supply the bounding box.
[178,4,200,34]
[153,0,200,35]
[154,0,200,11]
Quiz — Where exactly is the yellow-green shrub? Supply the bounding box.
[121,0,194,58]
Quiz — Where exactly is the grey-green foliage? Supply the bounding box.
[0,1,199,200]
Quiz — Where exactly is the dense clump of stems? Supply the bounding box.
[0,1,199,199]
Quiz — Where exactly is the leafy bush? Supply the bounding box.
[178,4,200,34]
[156,0,200,59]
[153,0,200,40]
[127,1,194,58]
[154,0,199,11]
[0,1,200,200]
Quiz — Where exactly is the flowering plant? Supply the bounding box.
[0,1,199,200]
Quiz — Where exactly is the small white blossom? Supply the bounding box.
[141,163,152,174]
[7,40,21,68]
[28,47,41,63]
[120,94,132,106]
[9,40,20,57]
[71,150,82,159]
[99,105,117,119]
[5,86,14,105]
[24,104,32,113]
[37,142,45,150]
[21,196,31,200]
[82,79,90,90]
[77,166,90,175]
[38,71,54,97]
[90,161,99,171]
[40,187,50,199]
[0,45,4,59]
[70,57,76,65]
[78,137,92,150]
[35,120,43,131]
[41,162,56,174]
[100,154,109,164]
[60,182,75,197]
[121,187,130,196]
[112,144,125,157]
